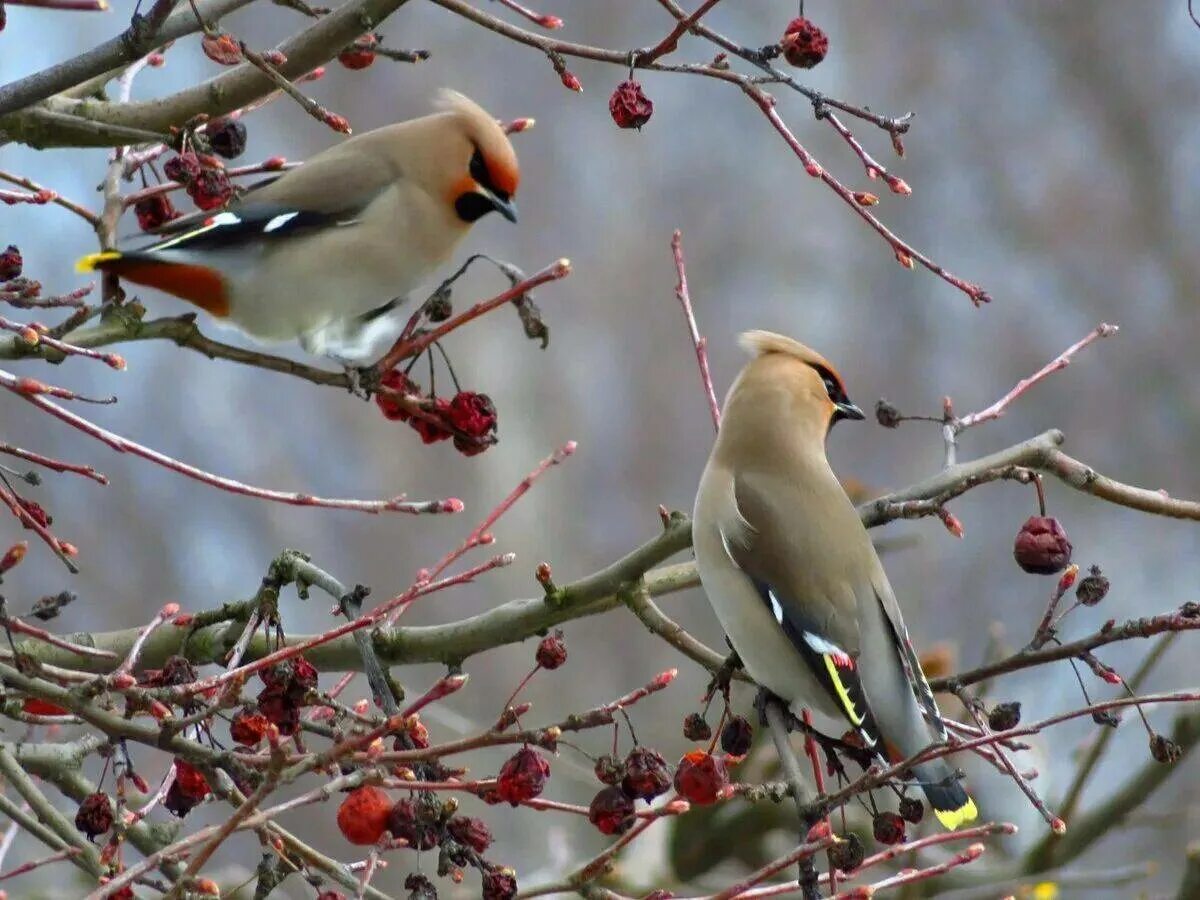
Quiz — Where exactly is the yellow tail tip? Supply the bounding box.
[75,251,121,274]
[934,796,978,831]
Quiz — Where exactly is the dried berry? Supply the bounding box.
[75,791,114,840]
[673,750,728,805]
[481,866,518,900]
[387,797,440,850]
[410,399,453,445]
[594,754,625,786]
[495,747,550,805]
[19,499,51,528]
[872,811,906,845]
[1092,710,1120,728]
[201,33,242,66]
[164,152,202,185]
[875,399,902,428]
[256,683,300,735]
[609,79,654,130]
[588,785,636,835]
[339,33,378,70]
[1013,516,1073,575]
[186,166,234,211]
[0,245,22,281]
[1150,732,1182,764]
[337,786,392,845]
[208,118,248,159]
[159,655,197,686]
[447,815,492,853]
[1076,565,1110,606]
[621,747,671,801]
[988,701,1021,732]
[165,760,211,817]
[780,17,829,69]
[376,369,415,421]
[405,873,437,900]
[828,832,865,872]
[535,630,567,670]
[683,712,711,742]
[134,194,180,232]
[425,289,452,321]
[720,716,754,756]
[898,796,925,825]
[447,391,497,456]
[230,709,272,746]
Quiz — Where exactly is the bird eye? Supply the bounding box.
[469,148,489,186]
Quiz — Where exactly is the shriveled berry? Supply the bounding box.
[447,815,492,853]
[875,399,902,428]
[447,391,497,456]
[165,760,211,817]
[75,791,114,840]
[495,747,550,806]
[186,166,234,210]
[410,399,453,445]
[673,750,728,805]
[1150,732,1182,764]
[208,118,247,159]
[535,630,567,669]
[230,709,272,746]
[481,866,518,900]
[609,79,654,129]
[18,499,51,528]
[1092,710,1120,727]
[337,786,392,845]
[588,785,636,835]
[683,712,711,741]
[872,811,905,845]
[898,796,924,825]
[0,245,23,280]
[134,195,179,232]
[376,369,415,422]
[1013,516,1072,574]
[159,655,196,686]
[594,754,625,786]
[164,152,202,185]
[257,683,300,735]
[720,716,753,756]
[201,33,242,66]
[780,17,828,68]
[988,701,1021,731]
[405,873,437,900]
[828,832,865,872]
[621,747,670,801]
[1076,565,1110,606]
[387,797,440,850]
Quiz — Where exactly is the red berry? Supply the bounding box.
[621,747,671,801]
[410,398,453,445]
[447,391,498,456]
[609,79,654,129]
[230,710,272,746]
[173,760,211,800]
[481,865,518,900]
[780,17,828,69]
[339,34,379,70]
[201,33,242,66]
[495,747,550,806]
[18,498,51,528]
[720,716,754,756]
[22,697,67,716]
[164,153,202,185]
[256,684,300,736]
[447,815,493,853]
[535,630,567,670]
[872,811,906,845]
[682,713,711,741]
[376,369,415,421]
[588,785,636,835]
[0,245,22,280]
[134,195,180,232]
[898,796,924,825]
[386,797,440,850]
[186,166,234,211]
[316,893,347,900]
[673,750,728,805]
[75,792,114,841]
[1013,515,1073,574]
[336,786,392,845]
[829,832,865,872]
[594,754,625,786]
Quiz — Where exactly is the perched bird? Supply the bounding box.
[76,90,520,360]
[693,330,977,830]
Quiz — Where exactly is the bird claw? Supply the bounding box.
[343,366,380,400]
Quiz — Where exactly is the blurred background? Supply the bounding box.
[2,1,1199,896]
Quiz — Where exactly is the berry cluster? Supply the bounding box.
[375,369,499,455]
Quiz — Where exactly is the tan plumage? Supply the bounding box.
[694,330,977,830]
[77,91,520,360]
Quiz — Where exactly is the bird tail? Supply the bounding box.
[74,250,230,317]
[913,759,978,830]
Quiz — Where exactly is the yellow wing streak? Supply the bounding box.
[822,655,863,726]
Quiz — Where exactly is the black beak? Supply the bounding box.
[485,189,518,223]
[835,400,865,422]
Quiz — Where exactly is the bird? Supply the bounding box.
[693,330,977,830]
[76,90,520,362]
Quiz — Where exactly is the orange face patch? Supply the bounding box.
[448,173,478,206]
[101,258,230,317]
[487,158,519,197]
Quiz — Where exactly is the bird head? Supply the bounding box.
[424,90,520,225]
[724,330,865,450]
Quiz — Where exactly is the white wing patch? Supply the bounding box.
[264,212,299,233]
[802,632,844,656]
[152,211,241,251]
[767,589,785,625]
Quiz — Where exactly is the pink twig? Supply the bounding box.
[492,0,563,29]
[0,443,108,484]
[709,835,839,900]
[401,673,470,718]
[637,0,722,64]
[0,188,57,206]
[0,616,117,660]
[0,171,100,227]
[375,258,572,374]
[821,110,909,195]
[835,843,986,897]
[0,317,125,369]
[0,480,77,571]
[0,285,93,310]
[6,0,108,8]
[958,323,1119,429]
[0,846,83,883]
[670,230,721,433]
[116,603,180,675]
[0,367,461,515]
[121,158,297,207]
